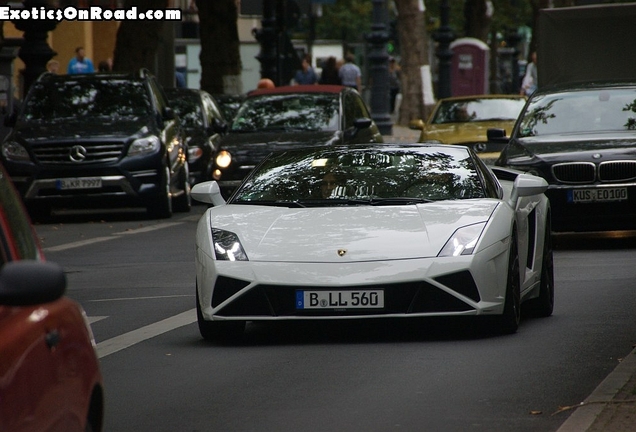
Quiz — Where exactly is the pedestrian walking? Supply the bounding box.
[293,54,318,85]
[319,56,341,85]
[389,57,401,113]
[338,53,362,93]
[520,51,538,96]
[67,47,95,75]
[46,60,60,74]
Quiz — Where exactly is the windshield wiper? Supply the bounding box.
[367,197,433,205]
[233,200,306,208]
[308,197,433,206]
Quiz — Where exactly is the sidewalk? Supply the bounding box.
[384,124,636,431]
[557,347,636,431]
[383,123,420,143]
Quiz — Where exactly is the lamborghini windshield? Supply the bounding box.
[231,145,489,206]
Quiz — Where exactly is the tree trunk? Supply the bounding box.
[463,0,492,43]
[196,0,242,94]
[112,0,168,73]
[394,0,429,125]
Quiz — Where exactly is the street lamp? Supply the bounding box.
[433,0,454,98]
[253,0,278,83]
[365,0,392,135]
[11,0,58,96]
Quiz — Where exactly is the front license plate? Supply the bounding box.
[567,187,628,203]
[56,177,102,190]
[296,290,384,309]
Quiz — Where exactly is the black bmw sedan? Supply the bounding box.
[490,80,636,232]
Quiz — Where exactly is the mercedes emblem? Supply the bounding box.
[69,145,88,162]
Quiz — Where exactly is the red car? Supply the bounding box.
[0,162,104,432]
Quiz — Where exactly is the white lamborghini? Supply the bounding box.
[192,143,553,341]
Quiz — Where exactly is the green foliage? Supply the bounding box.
[426,0,532,37]
[314,0,374,41]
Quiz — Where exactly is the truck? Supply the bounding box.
[537,3,636,88]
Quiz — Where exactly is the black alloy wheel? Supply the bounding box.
[497,230,521,334]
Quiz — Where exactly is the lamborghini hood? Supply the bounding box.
[206,201,498,262]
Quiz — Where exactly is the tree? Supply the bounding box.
[393,0,429,124]
[195,0,242,94]
[112,0,168,72]
[315,0,373,43]
[463,0,492,42]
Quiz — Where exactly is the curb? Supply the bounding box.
[556,346,636,431]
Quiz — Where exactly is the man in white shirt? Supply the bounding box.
[338,53,361,93]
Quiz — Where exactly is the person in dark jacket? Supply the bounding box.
[319,56,341,85]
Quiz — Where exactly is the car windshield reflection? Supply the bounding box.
[166,94,202,128]
[23,78,152,121]
[518,88,636,137]
[230,93,340,132]
[433,98,526,124]
[231,146,486,206]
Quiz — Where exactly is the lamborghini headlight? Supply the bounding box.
[438,222,486,257]
[212,228,248,261]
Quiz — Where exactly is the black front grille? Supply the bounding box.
[599,161,636,182]
[32,141,125,164]
[552,162,595,184]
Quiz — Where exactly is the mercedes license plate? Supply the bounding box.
[567,188,627,203]
[56,177,102,190]
[296,290,384,309]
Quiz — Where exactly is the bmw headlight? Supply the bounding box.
[215,150,232,168]
[2,141,30,161]
[128,136,160,157]
[438,222,486,257]
[212,228,248,261]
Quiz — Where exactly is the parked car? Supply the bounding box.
[410,94,526,162]
[1,70,190,220]
[191,143,553,341]
[0,161,104,432]
[490,80,636,232]
[211,85,383,197]
[164,88,228,186]
[212,93,245,123]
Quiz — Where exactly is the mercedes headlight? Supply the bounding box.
[188,146,204,163]
[2,141,30,161]
[215,150,232,168]
[128,136,160,157]
[212,228,248,261]
[438,222,486,257]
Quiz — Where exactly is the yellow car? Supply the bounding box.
[409,94,527,163]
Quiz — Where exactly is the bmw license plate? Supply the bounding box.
[567,188,627,203]
[56,177,102,190]
[296,290,384,309]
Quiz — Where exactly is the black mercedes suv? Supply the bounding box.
[1,70,190,219]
